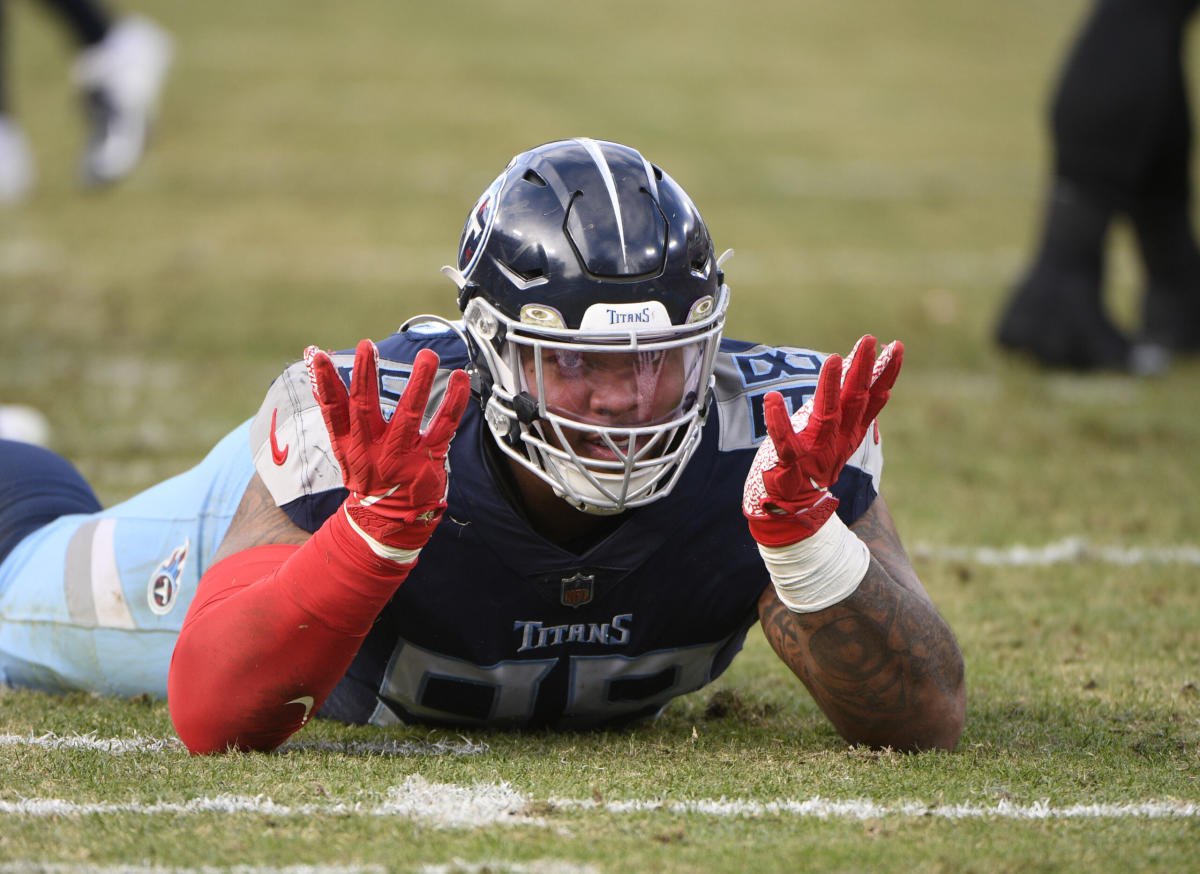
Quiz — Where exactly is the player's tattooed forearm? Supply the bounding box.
[760,561,963,721]
[761,593,806,665]
[849,508,928,601]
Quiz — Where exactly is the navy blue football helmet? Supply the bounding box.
[442,138,730,514]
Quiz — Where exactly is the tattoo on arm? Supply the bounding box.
[840,498,927,601]
[761,570,905,719]
[758,497,965,742]
[212,474,310,564]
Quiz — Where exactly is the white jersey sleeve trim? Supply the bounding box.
[248,356,348,508]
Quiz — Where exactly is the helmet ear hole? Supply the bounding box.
[506,243,549,283]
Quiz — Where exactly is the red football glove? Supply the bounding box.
[743,336,903,547]
[305,340,471,558]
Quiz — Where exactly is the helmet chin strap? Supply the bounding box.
[495,391,540,447]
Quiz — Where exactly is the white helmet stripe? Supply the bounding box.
[576,137,628,272]
[639,155,660,203]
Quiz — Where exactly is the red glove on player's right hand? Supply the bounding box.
[743,335,902,548]
[306,339,471,559]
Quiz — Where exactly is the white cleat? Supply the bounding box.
[0,116,36,205]
[72,16,173,186]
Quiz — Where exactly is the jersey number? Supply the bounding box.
[376,638,729,727]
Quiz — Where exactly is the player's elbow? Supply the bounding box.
[866,680,965,753]
[169,704,247,756]
[831,662,967,753]
[890,635,968,752]
[916,651,968,752]
[167,641,297,756]
[169,688,297,755]
[897,686,966,753]
[837,703,964,753]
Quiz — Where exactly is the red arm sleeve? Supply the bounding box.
[167,510,414,755]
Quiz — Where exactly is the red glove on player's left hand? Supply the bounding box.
[306,339,471,558]
[743,335,903,547]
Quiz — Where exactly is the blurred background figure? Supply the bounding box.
[0,404,51,446]
[0,0,171,205]
[996,0,1200,373]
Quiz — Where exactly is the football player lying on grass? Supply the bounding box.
[0,138,965,754]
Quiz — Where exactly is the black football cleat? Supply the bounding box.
[996,270,1140,372]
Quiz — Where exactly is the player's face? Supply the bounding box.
[520,346,689,462]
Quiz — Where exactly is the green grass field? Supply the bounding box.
[2,0,1199,871]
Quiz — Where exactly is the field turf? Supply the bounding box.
[1,1,1198,871]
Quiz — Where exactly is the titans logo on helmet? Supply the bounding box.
[458,173,505,277]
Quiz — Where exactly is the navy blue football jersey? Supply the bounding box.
[248,321,883,729]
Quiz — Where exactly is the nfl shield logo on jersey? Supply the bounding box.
[560,572,595,608]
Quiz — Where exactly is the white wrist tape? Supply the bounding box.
[343,506,423,565]
[757,513,870,613]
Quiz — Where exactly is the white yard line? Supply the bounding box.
[912,537,1200,566]
[1,779,1197,825]
[550,796,1200,820]
[418,864,602,874]
[0,864,594,874]
[280,737,489,757]
[0,866,387,874]
[0,776,535,829]
[0,732,182,753]
[0,732,487,757]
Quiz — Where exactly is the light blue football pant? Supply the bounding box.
[0,422,254,698]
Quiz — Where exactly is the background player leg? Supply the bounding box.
[1130,0,1200,359]
[41,0,173,185]
[0,0,171,198]
[997,0,1197,372]
[0,440,102,568]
